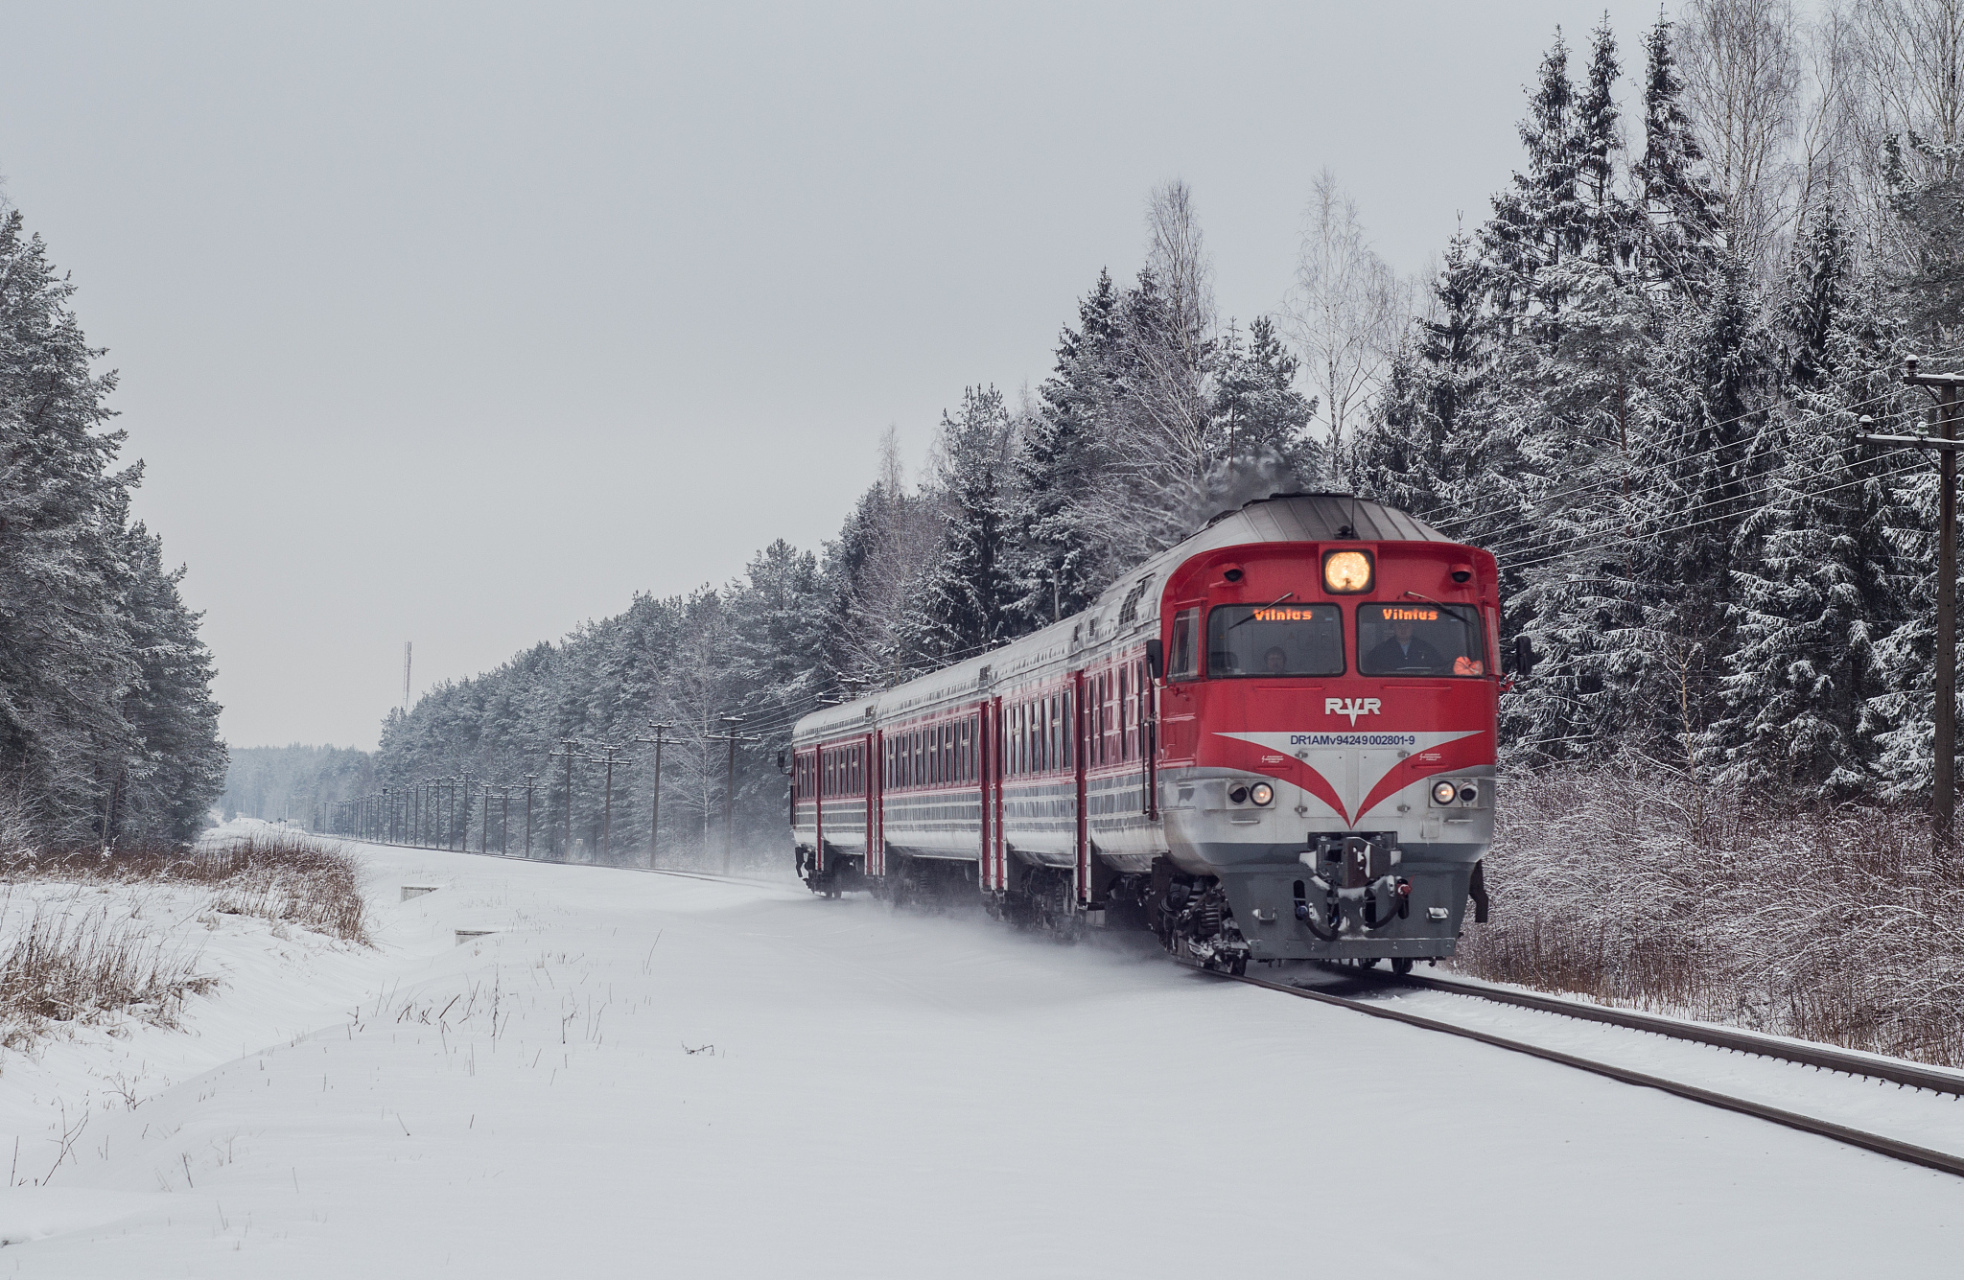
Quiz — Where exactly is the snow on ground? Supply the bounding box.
[2,837,1962,1278]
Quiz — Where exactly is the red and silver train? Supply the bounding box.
[789,493,1501,974]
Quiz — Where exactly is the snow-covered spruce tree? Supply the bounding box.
[904,386,1017,667]
[1576,15,1636,270]
[1007,271,1123,633]
[1611,255,1775,770]
[0,206,225,846]
[1094,267,1218,558]
[818,435,945,687]
[1861,140,1964,801]
[1720,202,1907,799]
[1632,12,1726,296]
[1211,316,1321,483]
[1478,28,1584,325]
[114,517,228,842]
[1351,233,1491,526]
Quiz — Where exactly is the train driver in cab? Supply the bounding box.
[1367,614,1447,674]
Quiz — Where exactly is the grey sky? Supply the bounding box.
[0,1,1670,749]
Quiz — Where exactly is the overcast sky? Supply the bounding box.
[0,1,1673,749]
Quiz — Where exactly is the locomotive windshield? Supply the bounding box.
[1206,603,1345,677]
[1357,603,1486,676]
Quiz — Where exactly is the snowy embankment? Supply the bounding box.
[2,833,1961,1278]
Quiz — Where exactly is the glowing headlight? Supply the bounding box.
[1322,549,1374,594]
[1431,780,1458,806]
[1250,782,1275,806]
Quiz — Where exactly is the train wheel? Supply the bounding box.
[1391,957,1414,976]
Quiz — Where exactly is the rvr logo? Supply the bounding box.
[1325,697,1382,726]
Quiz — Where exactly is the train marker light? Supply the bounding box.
[1250,782,1275,806]
[1322,549,1374,594]
[1430,780,1458,806]
[1459,785,1479,804]
[1229,786,1249,804]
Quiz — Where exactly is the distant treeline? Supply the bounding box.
[0,205,226,849]
[345,8,1964,860]
[219,745,376,826]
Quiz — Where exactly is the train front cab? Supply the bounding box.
[1154,537,1498,970]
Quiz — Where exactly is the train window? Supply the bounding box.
[1168,609,1200,680]
[1120,667,1131,759]
[1019,702,1028,777]
[1207,603,1345,677]
[1357,603,1487,677]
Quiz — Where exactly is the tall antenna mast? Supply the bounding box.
[403,641,412,712]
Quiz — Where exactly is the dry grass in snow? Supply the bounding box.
[0,831,367,1045]
[1459,761,1964,1068]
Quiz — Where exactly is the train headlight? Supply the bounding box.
[1322,549,1374,594]
[1430,780,1458,806]
[1250,783,1275,806]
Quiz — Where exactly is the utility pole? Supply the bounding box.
[403,641,412,713]
[524,775,535,859]
[583,741,629,864]
[480,788,490,855]
[1859,355,1962,849]
[501,786,511,856]
[705,716,758,874]
[635,724,678,869]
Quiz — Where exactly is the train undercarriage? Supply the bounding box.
[797,838,1487,973]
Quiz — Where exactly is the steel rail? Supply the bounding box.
[1225,973,1964,1177]
[1380,968,1964,1097]
[1227,970,1964,1179]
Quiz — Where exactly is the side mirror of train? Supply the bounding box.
[1144,639,1164,680]
[1511,635,1538,677]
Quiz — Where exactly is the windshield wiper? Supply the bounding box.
[1229,591,1297,629]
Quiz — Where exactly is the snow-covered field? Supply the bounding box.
[1,834,1960,1278]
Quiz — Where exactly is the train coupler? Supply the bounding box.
[1295,851,1411,940]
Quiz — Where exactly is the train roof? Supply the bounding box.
[792,493,1451,744]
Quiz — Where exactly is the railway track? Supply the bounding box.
[1229,967,1964,1179]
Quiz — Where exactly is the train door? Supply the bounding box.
[1073,670,1089,905]
[1140,651,1158,819]
[865,730,881,878]
[812,745,825,875]
[983,697,1005,891]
